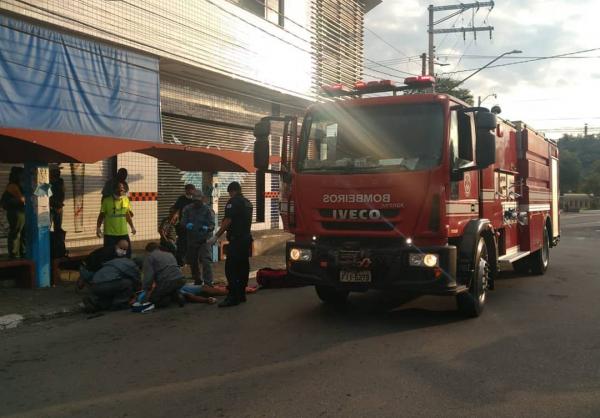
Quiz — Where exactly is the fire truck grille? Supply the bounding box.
[337,250,361,265]
[321,221,395,231]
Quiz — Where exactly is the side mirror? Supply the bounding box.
[476,111,497,131]
[476,131,496,169]
[253,140,269,171]
[254,120,271,140]
[475,110,497,169]
[253,120,271,171]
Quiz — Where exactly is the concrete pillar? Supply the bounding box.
[24,163,51,288]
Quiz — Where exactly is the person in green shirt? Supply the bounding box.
[96,182,136,257]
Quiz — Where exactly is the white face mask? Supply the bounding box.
[115,248,127,257]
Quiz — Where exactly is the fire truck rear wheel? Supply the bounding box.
[315,285,349,305]
[456,237,489,318]
[530,227,550,275]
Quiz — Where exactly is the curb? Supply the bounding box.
[1,305,82,332]
[1,269,273,332]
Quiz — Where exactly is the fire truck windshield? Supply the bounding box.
[298,103,444,173]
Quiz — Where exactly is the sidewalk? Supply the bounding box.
[0,249,286,330]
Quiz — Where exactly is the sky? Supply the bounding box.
[364,0,600,139]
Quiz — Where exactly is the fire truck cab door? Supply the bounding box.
[448,109,479,223]
[278,116,298,230]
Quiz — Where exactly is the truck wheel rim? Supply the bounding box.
[542,231,549,268]
[478,258,488,305]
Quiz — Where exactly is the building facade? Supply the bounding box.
[0,0,379,253]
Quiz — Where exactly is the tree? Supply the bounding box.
[559,149,582,193]
[582,173,600,196]
[558,133,600,194]
[434,77,474,105]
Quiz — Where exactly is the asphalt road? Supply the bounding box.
[2,211,600,418]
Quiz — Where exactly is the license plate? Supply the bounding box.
[340,270,371,283]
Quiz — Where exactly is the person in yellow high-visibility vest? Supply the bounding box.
[96,182,136,257]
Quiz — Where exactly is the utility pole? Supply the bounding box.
[428,5,434,76]
[585,123,589,137]
[421,53,427,76]
[428,2,495,76]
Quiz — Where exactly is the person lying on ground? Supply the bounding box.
[81,256,141,313]
[179,283,258,304]
[141,242,186,308]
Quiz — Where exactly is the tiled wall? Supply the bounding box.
[117,152,160,243]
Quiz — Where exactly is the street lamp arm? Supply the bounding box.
[455,50,522,88]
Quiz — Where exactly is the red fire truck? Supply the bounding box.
[253,76,560,317]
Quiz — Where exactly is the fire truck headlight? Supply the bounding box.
[409,253,439,268]
[289,248,312,262]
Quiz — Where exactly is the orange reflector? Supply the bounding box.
[319,261,328,268]
[354,80,367,90]
[434,267,442,278]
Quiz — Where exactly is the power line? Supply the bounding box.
[454,39,474,71]
[365,27,409,58]
[363,65,419,81]
[364,58,418,76]
[526,117,600,121]
[363,55,422,69]
[440,47,600,75]
[373,54,600,67]
[436,13,463,51]
[437,54,600,59]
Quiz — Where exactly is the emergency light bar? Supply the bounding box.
[404,75,435,87]
[322,77,435,97]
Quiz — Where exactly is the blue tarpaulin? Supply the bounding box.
[0,14,161,142]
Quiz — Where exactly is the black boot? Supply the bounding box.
[221,280,240,307]
[240,278,248,302]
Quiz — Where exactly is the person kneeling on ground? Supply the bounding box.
[141,242,186,308]
[81,255,141,313]
[79,239,129,283]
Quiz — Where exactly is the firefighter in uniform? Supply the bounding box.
[208,181,253,307]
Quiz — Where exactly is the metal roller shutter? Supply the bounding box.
[0,163,23,255]
[216,172,257,223]
[0,161,111,254]
[60,161,111,247]
[159,114,257,224]
[157,160,187,222]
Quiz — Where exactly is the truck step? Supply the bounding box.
[498,250,531,270]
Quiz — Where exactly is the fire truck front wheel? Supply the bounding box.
[315,285,349,305]
[456,237,489,318]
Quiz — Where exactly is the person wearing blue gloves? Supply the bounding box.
[181,190,215,286]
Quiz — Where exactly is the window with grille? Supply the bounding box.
[228,0,285,26]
